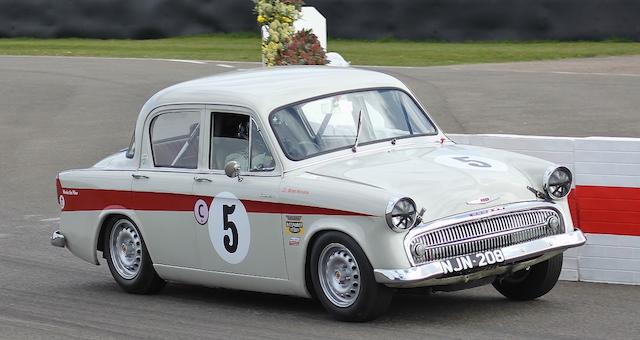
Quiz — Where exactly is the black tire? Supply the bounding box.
[103,217,166,294]
[493,253,563,301]
[310,231,394,322]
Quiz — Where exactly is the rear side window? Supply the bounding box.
[150,111,200,169]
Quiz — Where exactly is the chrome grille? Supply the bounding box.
[409,209,562,265]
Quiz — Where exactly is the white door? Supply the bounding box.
[131,106,205,269]
[192,107,287,279]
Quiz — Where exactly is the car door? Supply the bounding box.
[192,105,287,279]
[131,105,205,269]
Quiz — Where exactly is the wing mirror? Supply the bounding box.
[224,161,243,182]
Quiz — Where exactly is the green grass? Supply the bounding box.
[1,33,639,66]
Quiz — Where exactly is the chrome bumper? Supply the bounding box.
[374,229,586,286]
[50,230,66,248]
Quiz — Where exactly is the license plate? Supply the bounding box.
[440,249,505,274]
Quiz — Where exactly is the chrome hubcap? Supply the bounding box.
[109,220,142,280]
[318,243,361,307]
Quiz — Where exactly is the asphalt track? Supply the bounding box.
[1,55,639,339]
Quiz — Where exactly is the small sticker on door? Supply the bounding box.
[285,215,304,236]
[194,199,209,225]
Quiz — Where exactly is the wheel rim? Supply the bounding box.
[109,219,143,280]
[318,243,361,308]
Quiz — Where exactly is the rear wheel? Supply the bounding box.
[104,217,165,294]
[493,253,563,301]
[310,232,393,322]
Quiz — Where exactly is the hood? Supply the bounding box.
[306,143,553,222]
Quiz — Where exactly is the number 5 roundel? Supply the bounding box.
[208,192,251,264]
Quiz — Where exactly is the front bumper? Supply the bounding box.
[374,229,586,286]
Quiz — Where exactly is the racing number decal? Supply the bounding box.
[435,154,507,172]
[452,156,491,168]
[222,204,238,253]
[208,192,250,264]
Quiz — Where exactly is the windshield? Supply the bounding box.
[270,89,437,160]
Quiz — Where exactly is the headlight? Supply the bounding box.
[543,166,573,199]
[385,197,417,232]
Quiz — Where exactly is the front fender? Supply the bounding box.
[283,214,412,297]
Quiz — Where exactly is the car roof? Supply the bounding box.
[139,66,408,117]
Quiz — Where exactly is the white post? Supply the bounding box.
[294,6,327,50]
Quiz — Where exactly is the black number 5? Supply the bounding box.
[222,204,238,253]
[453,156,491,168]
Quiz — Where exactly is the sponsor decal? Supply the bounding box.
[285,215,304,235]
[193,199,209,225]
[288,237,301,246]
[209,192,251,264]
[62,189,78,196]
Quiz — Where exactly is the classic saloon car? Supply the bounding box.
[52,67,586,321]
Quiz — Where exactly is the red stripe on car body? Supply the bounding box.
[59,188,370,216]
[57,185,640,236]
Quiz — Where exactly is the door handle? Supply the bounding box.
[194,176,212,183]
[132,174,149,179]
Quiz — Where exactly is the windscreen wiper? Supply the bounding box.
[351,109,363,153]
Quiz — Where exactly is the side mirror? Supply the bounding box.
[224,161,242,181]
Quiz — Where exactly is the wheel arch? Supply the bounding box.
[95,210,145,261]
[299,216,410,297]
[303,227,366,299]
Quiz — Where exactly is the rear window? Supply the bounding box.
[150,111,201,169]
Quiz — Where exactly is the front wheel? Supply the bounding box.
[310,232,393,322]
[104,217,166,294]
[493,253,563,301]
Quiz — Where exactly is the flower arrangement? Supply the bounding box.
[254,0,326,66]
[275,29,326,65]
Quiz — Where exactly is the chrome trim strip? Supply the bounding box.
[376,229,586,285]
[50,230,66,248]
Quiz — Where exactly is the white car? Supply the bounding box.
[52,67,586,321]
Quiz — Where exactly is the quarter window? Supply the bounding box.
[150,111,200,169]
[210,112,275,172]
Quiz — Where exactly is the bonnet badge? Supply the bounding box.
[466,195,500,205]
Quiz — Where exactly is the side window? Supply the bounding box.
[210,112,275,172]
[150,111,200,169]
[211,112,250,171]
[250,121,275,171]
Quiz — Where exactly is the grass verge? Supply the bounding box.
[1,34,639,66]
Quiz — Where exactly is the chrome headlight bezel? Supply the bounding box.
[543,166,573,200]
[385,197,418,232]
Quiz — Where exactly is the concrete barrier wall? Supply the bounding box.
[450,134,640,285]
[1,0,639,41]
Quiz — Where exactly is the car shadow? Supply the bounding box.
[146,282,554,324]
